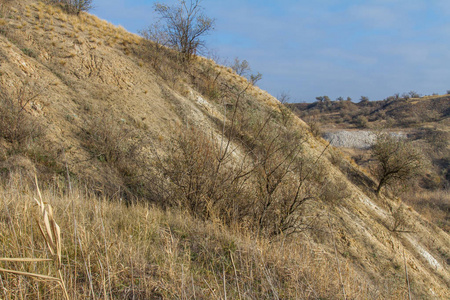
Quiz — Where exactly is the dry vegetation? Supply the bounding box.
[0,175,377,299]
[290,94,450,129]
[290,94,449,233]
[0,1,449,299]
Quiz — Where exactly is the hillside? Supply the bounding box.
[289,94,449,129]
[290,94,450,233]
[0,1,449,299]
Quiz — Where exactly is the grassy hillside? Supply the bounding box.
[0,178,375,299]
[289,95,450,129]
[0,1,449,298]
[290,94,450,232]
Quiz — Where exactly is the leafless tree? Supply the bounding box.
[371,133,425,195]
[151,0,214,60]
[230,58,250,76]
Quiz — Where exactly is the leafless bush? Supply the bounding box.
[320,177,351,205]
[139,23,171,70]
[252,126,306,233]
[0,87,43,151]
[82,112,144,184]
[307,118,322,137]
[230,57,250,76]
[157,126,218,215]
[371,133,425,195]
[47,0,93,14]
[390,203,410,232]
[194,61,222,100]
[329,149,345,169]
[153,79,328,236]
[277,92,294,126]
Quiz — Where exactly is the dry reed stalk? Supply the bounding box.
[220,264,227,300]
[64,154,79,299]
[99,205,112,298]
[328,213,347,300]
[0,175,69,300]
[229,251,242,299]
[403,249,412,300]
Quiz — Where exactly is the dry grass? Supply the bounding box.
[0,176,69,299]
[0,175,377,299]
[0,2,447,299]
[403,189,450,232]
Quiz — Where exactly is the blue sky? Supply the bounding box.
[92,0,450,102]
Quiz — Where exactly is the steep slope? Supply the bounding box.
[0,1,449,298]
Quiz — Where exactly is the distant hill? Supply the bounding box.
[289,95,450,129]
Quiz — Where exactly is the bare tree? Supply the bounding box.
[151,0,214,60]
[371,133,425,195]
[230,57,250,76]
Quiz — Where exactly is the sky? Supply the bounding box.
[92,0,450,102]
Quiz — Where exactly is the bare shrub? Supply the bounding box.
[408,91,421,98]
[139,23,172,70]
[370,133,426,195]
[194,61,222,100]
[320,177,351,205]
[81,112,146,198]
[390,203,410,231]
[252,127,306,234]
[329,149,345,169]
[154,120,254,222]
[307,118,322,137]
[47,0,93,14]
[157,126,218,215]
[0,86,43,152]
[277,92,294,126]
[230,57,250,76]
